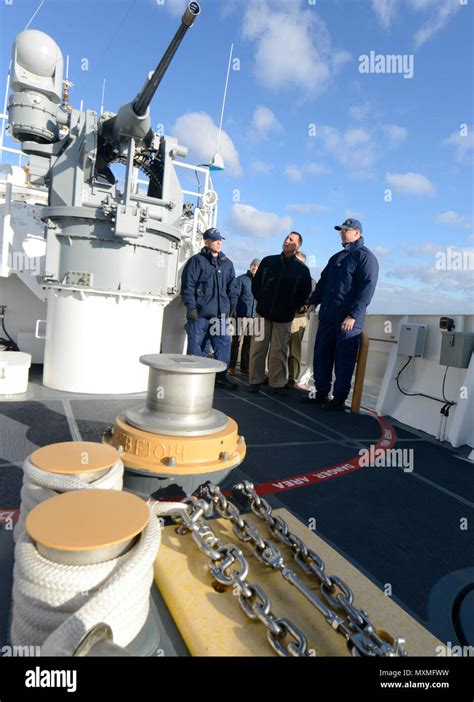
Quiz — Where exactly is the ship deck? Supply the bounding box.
[1,365,473,652]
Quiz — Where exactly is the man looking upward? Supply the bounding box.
[249,232,312,396]
[306,218,379,410]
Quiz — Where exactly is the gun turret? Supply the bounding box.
[133,1,200,117]
[5,2,207,395]
[106,1,200,146]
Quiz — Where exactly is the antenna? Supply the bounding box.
[216,42,234,155]
[100,79,106,116]
[24,0,45,30]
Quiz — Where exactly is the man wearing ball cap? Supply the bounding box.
[305,218,379,411]
[180,227,238,390]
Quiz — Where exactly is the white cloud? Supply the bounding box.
[412,0,461,48]
[409,0,443,8]
[319,126,377,177]
[371,281,473,314]
[385,172,435,196]
[434,211,472,230]
[442,128,474,163]
[287,203,330,214]
[284,162,329,181]
[242,0,350,96]
[305,162,329,176]
[344,128,371,147]
[162,0,187,16]
[250,160,274,175]
[250,105,283,140]
[284,165,303,182]
[383,124,408,147]
[228,203,292,238]
[172,112,242,176]
[370,0,462,49]
[404,242,441,256]
[372,246,391,256]
[371,0,397,28]
[224,238,271,273]
[349,102,372,121]
[386,259,474,293]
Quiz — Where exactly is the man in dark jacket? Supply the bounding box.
[229,258,260,375]
[180,227,238,390]
[305,218,378,410]
[249,232,312,395]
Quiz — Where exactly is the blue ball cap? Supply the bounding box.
[335,218,363,233]
[203,227,225,241]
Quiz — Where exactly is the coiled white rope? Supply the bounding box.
[11,505,160,656]
[14,456,124,541]
[10,500,187,656]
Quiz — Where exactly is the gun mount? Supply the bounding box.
[96,0,200,191]
[5,3,207,394]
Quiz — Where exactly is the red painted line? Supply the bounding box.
[0,509,19,525]
[249,409,398,496]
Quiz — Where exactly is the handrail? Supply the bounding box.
[368,337,397,344]
[351,330,369,414]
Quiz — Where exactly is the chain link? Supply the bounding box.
[202,482,407,657]
[173,495,311,657]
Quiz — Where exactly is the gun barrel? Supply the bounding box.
[132,1,200,117]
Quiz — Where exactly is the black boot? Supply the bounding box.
[247,384,261,394]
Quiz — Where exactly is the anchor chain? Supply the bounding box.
[200,482,407,658]
[173,495,311,657]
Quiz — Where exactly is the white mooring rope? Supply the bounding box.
[11,504,161,656]
[14,456,124,541]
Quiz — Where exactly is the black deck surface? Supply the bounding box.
[0,369,473,649]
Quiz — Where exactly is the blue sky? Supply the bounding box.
[1,0,472,313]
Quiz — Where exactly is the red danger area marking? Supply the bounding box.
[0,509,19,525]
[253,411,397,496]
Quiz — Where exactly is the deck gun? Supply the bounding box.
[5,2,202,394]
[7,1,200,286]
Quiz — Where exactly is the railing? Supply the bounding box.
[0,112,23,166]
[135,159,218,251]
[351,331,369,414]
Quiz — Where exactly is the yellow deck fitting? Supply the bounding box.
[154,508,443,657]
[106,414,246,475]
[25,489,149,565]
[30,441,121,475]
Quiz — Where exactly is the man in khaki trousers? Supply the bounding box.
[287,251,316,386]
[248,232,312,397]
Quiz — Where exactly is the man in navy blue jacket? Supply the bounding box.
[306,218,378,410]
[229,258,260,375]
[180,228,238,390]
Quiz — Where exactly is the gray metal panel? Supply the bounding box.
[440,332,474,369]
[398,324,427,357]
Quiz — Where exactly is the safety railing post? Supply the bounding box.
[351,330,369,414]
